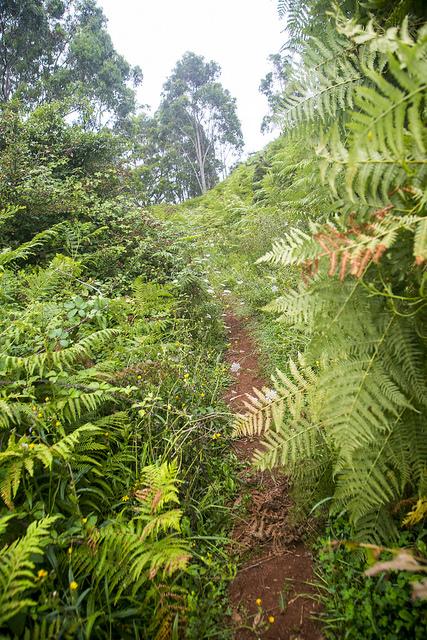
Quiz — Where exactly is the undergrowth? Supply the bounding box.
[0,104,237,639]
[316,518,427,639]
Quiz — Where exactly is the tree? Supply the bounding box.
[259,53,292,133]
[129,112,192,205]
[0,0,142,127]
[0,0,65,102]
[0,101,126,244]
[157,52,243,197]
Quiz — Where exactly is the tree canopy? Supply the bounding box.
[0,0,142,127]
[259,53,292,133]
[157,52,243,197]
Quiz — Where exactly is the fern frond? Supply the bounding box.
[132,278,175,316]
[137,460,181,513]
[0,516,58,624]
[74,520,190,600]
[0,426,101,506]
[277,0,311,40]
[0,328,118,375]
[233,355,316,438]
[51,424,102,459]
[317,24,427,203]
[278,30,368,130]
[385,318,427,408]
[0,224,64,268]
[257,225,319,266]
[72,460,191,603]
[259,213,424,281]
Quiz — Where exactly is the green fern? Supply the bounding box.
[317,27,427,204]
[133,278,175,316]
[0,224,64,268]
[72,461,191,602]
[0,516,58,624]
[236,18,427,542]
[0,425,101,507]
[279,29,368,130]
[0,327,117,376]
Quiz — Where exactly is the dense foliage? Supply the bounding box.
[0,104,238,638]
[316,519,427,639]
[235,6,427,544]
[0,0,142,127]
[1,0,426,637]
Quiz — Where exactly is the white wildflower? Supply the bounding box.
[265,388,278,402]
[230,362,241,374]
[271,285,279,293]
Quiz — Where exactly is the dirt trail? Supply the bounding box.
[224,313,322,640]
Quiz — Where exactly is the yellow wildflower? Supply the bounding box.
[55,420,61,427]
[255,598,262,606]
[211,432,221,440]
[69,581,78,591]
[37,569,48,578]
[44,396,49,402]
[200,392,205,397]
[67,547,73,555]
[29,443,35,450]
[38,412,43,418]
[81,517,88,524]
[137,375,142,380]
[122,495,130,502]
[268,615,275,624]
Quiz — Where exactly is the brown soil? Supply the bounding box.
[224,313,323,640]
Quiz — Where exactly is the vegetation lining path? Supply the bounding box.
[224,312,322,640]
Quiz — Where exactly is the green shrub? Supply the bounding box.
[317,520,427,639]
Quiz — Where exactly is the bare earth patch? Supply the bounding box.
[224,313,323,640]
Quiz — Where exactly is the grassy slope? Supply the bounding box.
[153,134,317,376]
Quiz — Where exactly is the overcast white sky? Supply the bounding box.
[98,0,285,154]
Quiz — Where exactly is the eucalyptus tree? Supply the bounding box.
[129,112,192,205]
[0,0,142,127]
[158,52,243,196]
[259,53,293,133]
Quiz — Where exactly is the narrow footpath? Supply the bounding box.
[224,312,323,640]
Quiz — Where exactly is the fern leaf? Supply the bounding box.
[0,516,58,624]
[414,217,427,264]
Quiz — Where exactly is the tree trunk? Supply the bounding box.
[194,121,207,194]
